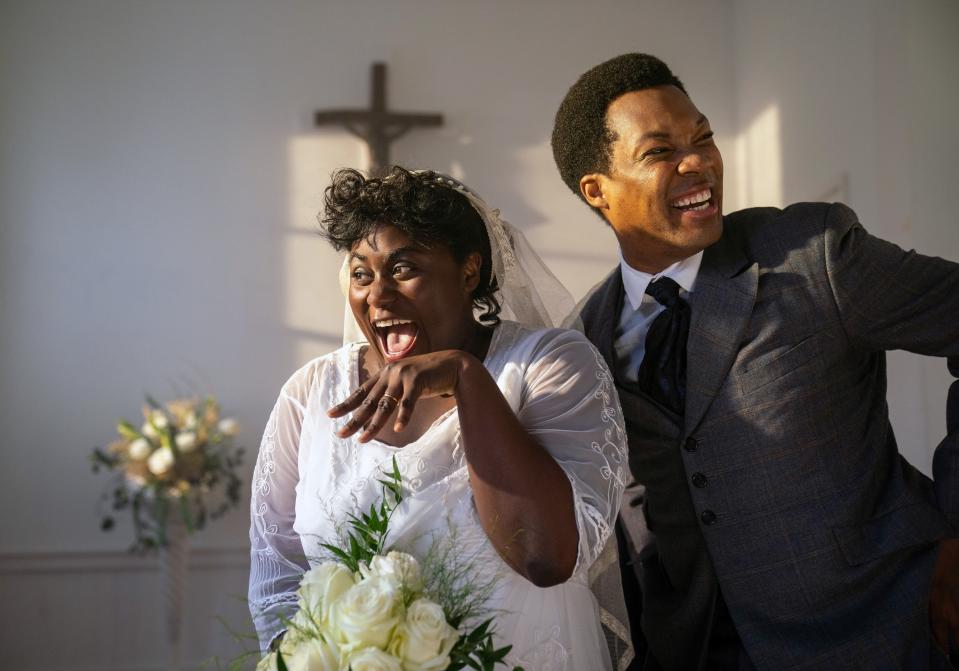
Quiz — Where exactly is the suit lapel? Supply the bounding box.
[684,229,758,435]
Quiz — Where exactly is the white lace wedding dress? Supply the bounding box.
[249,321,628,670]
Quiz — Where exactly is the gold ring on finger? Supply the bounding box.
[378,394,399,410]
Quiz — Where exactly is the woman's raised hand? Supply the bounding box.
[327,350,469,442]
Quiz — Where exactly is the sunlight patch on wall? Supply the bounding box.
[285,134,366,363]
[735,103,783,209]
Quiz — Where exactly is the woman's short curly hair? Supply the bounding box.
[320,166,501,324]
[551,53,687,211]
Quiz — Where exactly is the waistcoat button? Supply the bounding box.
[692,472,708,488]
[700,509,717,525]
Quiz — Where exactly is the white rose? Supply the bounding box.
[347,647,402,671]
[284,637,340,671]
[184,411,198,430]
[362,551,423,592]
[151,411,169,429]
[141,422,159,439]
[298,562,355,624]
[331,575,402,651]
[174,431,197,453]
[390,598,458,671]
[128,438,152,461]
[218,417,239,436]
[146,446,174,476]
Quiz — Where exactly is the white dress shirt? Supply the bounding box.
[613,251,703,384]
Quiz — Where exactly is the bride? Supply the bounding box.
[249,167,631,670]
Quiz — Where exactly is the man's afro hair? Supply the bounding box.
[551,53,687,205]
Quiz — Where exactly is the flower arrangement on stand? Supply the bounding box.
[90,395,245,671]
[256,459,522,671]
[90,395,245,552]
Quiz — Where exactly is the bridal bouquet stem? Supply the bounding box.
[258,459,521,671]
[90,395,245,552]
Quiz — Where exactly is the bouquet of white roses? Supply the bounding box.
[257,460,520,671]
[90,395,245,552]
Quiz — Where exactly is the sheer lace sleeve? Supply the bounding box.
[248,362,316,652]
[516,329,628,573]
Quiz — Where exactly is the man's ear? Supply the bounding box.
[463,252,482,294]
[580,174,608,211]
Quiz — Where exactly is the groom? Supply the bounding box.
[552,53,959,670]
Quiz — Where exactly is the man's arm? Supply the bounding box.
[823,205,959,521]
[823,203,959,653]
[823,203,959,359]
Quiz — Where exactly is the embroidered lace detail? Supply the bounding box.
[587,344,628,557]
[487,208,519,274]
[564,341,629,570]
[581,343,633,671]
[250,406,279,553]
[591,344,628,489]
[589,533,619,582]
[512,625,570,671]
[257,592,298,610]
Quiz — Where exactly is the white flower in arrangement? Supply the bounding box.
[174,431,198,453]
[298,561,356,624]
[217,417,239,436]
[362,551,424,592]
[347,646,403,671]
[128,438,152,461]
[285,637,341,671]
[390,598,459,671]
[93,395,245,554]
[331,575,402,651]
[147,446,175,476]
[249,461,517,671]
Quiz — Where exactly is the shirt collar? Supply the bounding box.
[619,250,704,311]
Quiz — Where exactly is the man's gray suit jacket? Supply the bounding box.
[574,202,959,671]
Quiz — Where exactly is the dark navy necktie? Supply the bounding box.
[637,277,690,415]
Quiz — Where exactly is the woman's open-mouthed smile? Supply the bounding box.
[348,224,481,365]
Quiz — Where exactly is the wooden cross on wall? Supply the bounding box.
[314,63,444,177]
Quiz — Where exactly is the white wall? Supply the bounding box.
[0,1,736,668]
[0,0,742,552]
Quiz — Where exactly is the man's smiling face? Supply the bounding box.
[581,85,724,273]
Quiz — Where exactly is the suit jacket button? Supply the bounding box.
[684,436,698,452]
[701,509,717,525]
[692,472,708,488]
